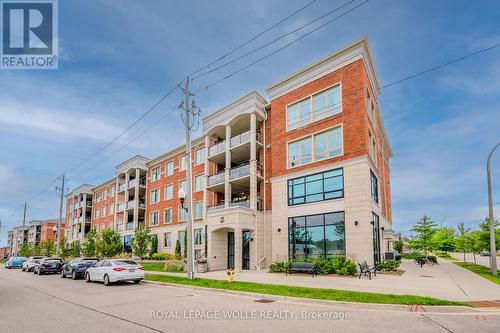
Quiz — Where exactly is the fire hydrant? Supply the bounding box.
[227,268,235,282]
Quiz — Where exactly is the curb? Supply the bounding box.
[141,279,488,314]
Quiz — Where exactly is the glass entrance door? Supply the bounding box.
[372,213,381,264]
[227,232,234,269]
[242,231,250,270]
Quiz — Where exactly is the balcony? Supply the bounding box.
[229,200,250,208]
[128,179,136,188]
[208,140,225,157]
[207,203,225,212]
[118,183,126,192]
[86,201,92,207]
[208,171,225,186]
[229,163,250,180]
[230,131,250,148]
[117,202,126,212]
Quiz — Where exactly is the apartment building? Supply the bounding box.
[65,184,94,242]
[65,38,394,270]
[7,225,29,256]
[27,219,64,244]
[91,179,116,233]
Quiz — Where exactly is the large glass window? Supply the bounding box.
[288,212,345,259]
[149,211,159,226]
[194,228,202,245]
[194,201,203,219]
[180,155,187,171]
[287,85,341,130]
[179,180,186,193]
[195,149,204,165]
[288,137,312,167]
[194,175,203,192]
[150,189,159,204]
[370,170,378,203]
[164,184,173,200]
[288,168,343,206]
[179,206,188,221]
[164,208,172,224]
[288,127,342,168]
[165,161,174,176]
[151,167,161,181]
[164,232,172,247]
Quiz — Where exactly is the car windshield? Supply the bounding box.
[82,259,98,264]
[46,259,61,263]
[14,257,26,260]
[114,260,138,266]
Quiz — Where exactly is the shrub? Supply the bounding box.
[113,252,130,259]
[163,259,184,272]
[395,255,402,261]
[150,253,176,260]
[269,261,289,273]
[376,260,400,271]
[426,255,437,264]
[402,252,422,260]
[337,260,357,275]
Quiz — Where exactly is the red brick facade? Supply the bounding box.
[91,180,116,232]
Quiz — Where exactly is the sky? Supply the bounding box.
[0,0,499,246]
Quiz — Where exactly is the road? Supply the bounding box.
[1,266,500,333]
[451,252,500,268]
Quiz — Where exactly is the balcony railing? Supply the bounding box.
[208,171,225,186]
[230,131,250,147]
[117,202,126,212]
[86,201,92,207]
[230,163,250,180]
[128,179,136,188]
[118,183,126,192]
[229,200,250,208]
[209,140,225,156]
[207,204,225,212]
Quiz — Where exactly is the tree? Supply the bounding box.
[131,224,151,261]
[468,231,484,264]
[82,228,100,257]
[58,238,72,261]
[431,227,456,254]
[70,240,82,258]
[409,215,437,256]
[18,243,32,257]
[149,234,158,258]
[39,240,56,257]
[455,222,470,262]
[175,240,182,259]
[479,217,500,252]
[393,233,403,254]
[98,228,122,258]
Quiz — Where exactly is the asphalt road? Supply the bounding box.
[1,266,500,333]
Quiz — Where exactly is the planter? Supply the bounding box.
[197,259,208,273]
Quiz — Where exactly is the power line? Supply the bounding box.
[188,0,318,77]
[193,0,357,80]
[194,0,369,94]
[380,43,500,90]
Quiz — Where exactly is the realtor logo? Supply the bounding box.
[1,0,58,69]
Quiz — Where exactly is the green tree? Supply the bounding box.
[468,231,484,264]
[393,233,403,254]
[431,227,456,254]
[175,239,182,259]
[18,243,32,257]
[131,224,151,261]
[70,240,82,258]
[98,228,122,258]
[479,217,500,252]
[39,240,56,257]
[58,238,72,261]
[82,228,100,257]
[149,234,158,258]
[409,215,437,256]
[455,222,470,262]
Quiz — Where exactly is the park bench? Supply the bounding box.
[286,262,318,277]
[358,261,377,280]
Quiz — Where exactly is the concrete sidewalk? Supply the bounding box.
[146,259,500,301]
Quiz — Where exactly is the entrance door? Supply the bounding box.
[242,231,250,270]
[372,213,381,264]
[227,232,234,269]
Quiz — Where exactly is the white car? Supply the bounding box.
[22,256,45,272]
[85,259,144,286]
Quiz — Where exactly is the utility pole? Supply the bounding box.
[181,77,195,280]
[56,173,66,253]
[22,202,27,227]
[487,142,499,276]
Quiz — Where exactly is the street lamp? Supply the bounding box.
[178,188,187,210]
[487,142,499,276]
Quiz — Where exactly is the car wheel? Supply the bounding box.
[38,270,43,275]
[133,280,141,284]
[72,270,77,280]
[103,274,111,286]
[85,272,91,283]
[61,270,65,278]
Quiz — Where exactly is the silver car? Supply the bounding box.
[22,256,45,272]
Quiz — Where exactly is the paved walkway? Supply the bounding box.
[146,259,500,301]
[451,252,500,268]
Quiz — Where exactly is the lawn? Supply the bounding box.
[435,253,458,261]
[0,259,6,264]
[145,274,469,306]
[453,262,500,285]
[141,262,185,273]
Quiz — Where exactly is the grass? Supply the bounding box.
[141,262,185,273]
[453,262,500,285]
[145,273,469,306]
[435,253,458,261]
[0,259,6,264]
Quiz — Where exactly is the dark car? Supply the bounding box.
[61,258,99,280]
[34,258,64,275]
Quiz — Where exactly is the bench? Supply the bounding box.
[286,262,318,277]
[358,261,377,280]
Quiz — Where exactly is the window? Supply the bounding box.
[194,202,203,219]
[149,211,159,226]
[164,232,172,247]
[94,209,100,219]
[369,130,377,164]
[151,167,161,181]
[103,191,107,200]
[367,89,375,121]
[194,175,203,192]
[195,148,204,165]
[287,85,341,130]
[164,208,172,224]
[372,213,380,264]
[150,189,160,204]
[314,127,342,160]
[180,155,187,171]
[179,180,186,193]
[288,168,343,205]
[288,212,345,259]
[165,161,174,176]
[110,187,115,196]
[370,170,379,203]
[96,193,101,203]
[109,204,114,215]
[164,184,173,200]
[194,228,202,245]
[288,127,342,168]
[102,206,106,217]
[116,220,123,231]
[179,206,188,221]
[178,231,186,252]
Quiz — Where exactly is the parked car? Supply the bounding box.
[5,256,27,269]
[34,258,64,275]
[22,256,45,272]
[85,259,144,286]
[480,251,490,256]
[61,257,99,280]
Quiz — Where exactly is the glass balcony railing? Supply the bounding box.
[230,131,250,147]
[128,179,136,188]
[118,183,126,192]
[207,204,225,212]
[209,140,226,156]
[117,202,126,212]
[230,163,250,180]
[208,171,225,186]
[229,200,250,208]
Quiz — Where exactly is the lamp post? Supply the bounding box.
[487,142,499,276]
[178,188,195,280]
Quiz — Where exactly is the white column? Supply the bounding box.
[203,136,210,218]
[224,125,232,208]
[133,168,140,228]
[125,172,130,230]
[82,193,87,238]
[113,177,119,231]
[250,113,257,210]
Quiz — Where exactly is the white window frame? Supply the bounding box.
[178,205,187,221]
[179,179,186,194]
[194,201,203,219]
[150,189,160,204]
[194,175,203,192]
[164,184,173,200]
[165,161,174,176]
[164,232,172,247]
[179,155,187,171]
[109,204,114,216]
[151,167,161,181]
[195,148,204,165]
[164,208,172,224]
[149,211,159,226]
[94,209,100,219]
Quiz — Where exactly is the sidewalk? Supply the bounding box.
[145,259,500,301]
